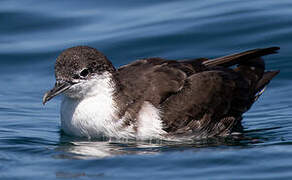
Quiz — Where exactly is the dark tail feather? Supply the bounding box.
[203,47,280,101]
[203,47,280,67]
[254,70,280,101]
[256,70,280,91]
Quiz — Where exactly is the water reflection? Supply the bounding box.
[54,133,266,159]
[55,135,164,159]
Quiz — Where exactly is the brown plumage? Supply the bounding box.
[115,47,279,137]
[43,46,279,139]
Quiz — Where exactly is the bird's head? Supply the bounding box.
[43,46,115,104]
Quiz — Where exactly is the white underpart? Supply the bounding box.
[136,101,166,139]
[60,72,165,139]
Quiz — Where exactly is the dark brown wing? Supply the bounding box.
[116,57,205,106]
[114,57,207,127]
[203,47,279,67]
[116,47,279,137]
[161,47,279,137]
[161,70,246,137]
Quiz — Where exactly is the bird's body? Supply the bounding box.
[43,46,279,140]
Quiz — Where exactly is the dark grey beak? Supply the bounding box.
[42,80,72,105]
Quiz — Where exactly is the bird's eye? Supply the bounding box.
[80,68,89,77]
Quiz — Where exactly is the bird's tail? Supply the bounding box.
[253,70,280,101]
[204,47,280,101]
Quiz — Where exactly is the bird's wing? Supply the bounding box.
[161,47,280,137]
[203,47,279,67]
[116,47,279,137]
[116,57,204,106]
[161,70,245,137]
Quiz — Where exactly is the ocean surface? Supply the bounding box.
[1,0,292,179]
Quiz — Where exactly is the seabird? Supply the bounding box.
[43,46,279,139]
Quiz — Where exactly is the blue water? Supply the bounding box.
[1,0,292,179]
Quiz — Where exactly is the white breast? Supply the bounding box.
[136,101,166,139]
[61,94,126,138]
[60,73,166,139]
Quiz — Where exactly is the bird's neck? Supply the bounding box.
[60,72,134,138]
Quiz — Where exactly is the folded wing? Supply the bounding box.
[116,47,279,137]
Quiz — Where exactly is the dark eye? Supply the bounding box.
[80,68,89,77]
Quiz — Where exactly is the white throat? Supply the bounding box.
[60,72,135,139]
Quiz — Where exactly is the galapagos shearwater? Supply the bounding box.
[43,46,279,139]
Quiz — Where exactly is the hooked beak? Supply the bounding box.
[42,80,73,105]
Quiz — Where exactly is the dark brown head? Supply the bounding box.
[43,46,116,104]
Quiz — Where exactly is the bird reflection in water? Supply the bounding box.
[55,135,164,159]
[53,132,267,159]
